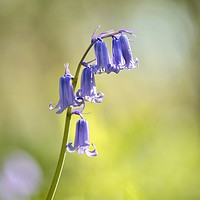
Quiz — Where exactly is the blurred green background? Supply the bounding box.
[0,0,200,199]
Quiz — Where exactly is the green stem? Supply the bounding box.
[72,42,94,88]
[46,42,94,200]
[46,30,118,200]
[46,107,72,200]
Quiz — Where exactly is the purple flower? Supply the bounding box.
[119,34,139,69]
[77,65,104,103]
[93,39,112,74]
[111,36,124,73]
[49,64,75,114]
[67,119,98,157]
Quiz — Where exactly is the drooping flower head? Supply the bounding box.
[93,39,112,74]
[111,36,124,73]
[76,63,104,103]
[92,29,138,74]
[119,34,139,69]
[67,119,98,157]
[49,64,75,114]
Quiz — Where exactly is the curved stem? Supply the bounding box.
[72,42,94,89]
[46,42,94,200]
[46,107,72,200]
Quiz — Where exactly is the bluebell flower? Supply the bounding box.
[111,36,124,73]
[67,119,98,157]
[77,65,104,103]
[49,64,75,114]
[119,34,139,69]
[93,39,112,74]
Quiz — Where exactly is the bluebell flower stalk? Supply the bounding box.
[47,27,139,200]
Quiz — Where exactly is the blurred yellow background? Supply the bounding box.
[0,0,200,199]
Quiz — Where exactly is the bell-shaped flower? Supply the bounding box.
[67,119,98,157]
[119,34,139,69]
[93,39,112,74]
[77,65,104,103]
[111,36,125,73]
[49,64,75,114]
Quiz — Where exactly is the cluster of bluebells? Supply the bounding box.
[49,28,138,157]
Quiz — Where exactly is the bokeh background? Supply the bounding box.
[0,0,200,199]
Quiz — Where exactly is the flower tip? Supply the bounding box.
[92,143,97,150]
[49,102,54,110]
[134,57,139,67]
[56,109,64,114]
[85,143,98,157]
[66,143,76,153]
[64,63,73,78]
[91,25,101,42]
[64,63,69,72]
